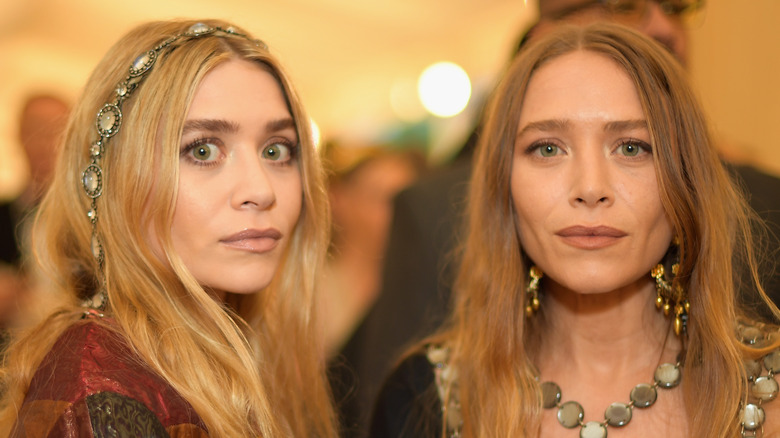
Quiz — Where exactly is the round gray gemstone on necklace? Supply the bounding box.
[744,359,763,381]
[654,363,681,388]
[605,402,632,426]
[763,350,780,373]
[580,421,607,438]
[557,401,584,428]
[741,403,765,431]
[751,376,779,401]
[541,381,561,408]
[741,326,762,344]
[630,383,657,408]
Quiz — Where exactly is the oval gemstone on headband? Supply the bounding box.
[129,50,157,77]
[630,383,657,408]
[654,363,681,388]
[580,421,606,438]
[188,22,212,35]
[82,164,103,198]
[96,104,121,137]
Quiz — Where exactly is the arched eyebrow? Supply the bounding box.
[182,117,296,135]
[182,119,240,135]
[603,119,647,132]
[517,119,569,137]
[517,119,647,137]
[266,117,296,133]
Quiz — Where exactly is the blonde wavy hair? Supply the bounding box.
[0,19,336,437]
[427,23,778,437]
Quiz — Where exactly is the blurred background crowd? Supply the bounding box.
[1,0,779,432]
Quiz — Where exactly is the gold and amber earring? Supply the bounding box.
[651,238,690,336]
[525,266,543,317]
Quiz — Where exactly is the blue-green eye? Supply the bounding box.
[262,142,292,162]
[539,144,560,157]
[187,141,220,163]
[619,142,641,157]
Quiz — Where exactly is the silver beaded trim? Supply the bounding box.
[80,23,265,310]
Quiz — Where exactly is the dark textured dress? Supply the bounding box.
[10,317,208,437]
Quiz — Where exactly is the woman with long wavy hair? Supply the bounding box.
[371,23,780,437]
[0,19,336,437]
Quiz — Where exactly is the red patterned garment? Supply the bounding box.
[10,316,208,437]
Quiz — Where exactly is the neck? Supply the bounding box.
[533,277,682,386]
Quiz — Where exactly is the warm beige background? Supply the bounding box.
[689,0,780,176]
[0,0,778,199]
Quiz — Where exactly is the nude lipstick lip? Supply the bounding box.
[220,228,282,253]
[555,225,627,250]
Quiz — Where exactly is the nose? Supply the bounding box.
[569,152,614,208]
[231,154,276,211]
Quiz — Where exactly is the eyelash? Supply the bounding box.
[263,138,299,166]
[523,139,653,159]
[525,140,563,158]
[180,137,224,168]
[615,138,653,160]
[179,137,301,167]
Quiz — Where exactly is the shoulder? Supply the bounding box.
[15,319,206,437]
[369,350,442,438]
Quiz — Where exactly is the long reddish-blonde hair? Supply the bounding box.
[427,23,777,437]
[0,19,336,437]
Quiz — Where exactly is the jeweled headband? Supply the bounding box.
[81,22,266,311]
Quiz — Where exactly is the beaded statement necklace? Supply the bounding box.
[538,361,681,438]
[427,331,779,438]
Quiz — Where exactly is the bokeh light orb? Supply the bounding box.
[417,61,471,118]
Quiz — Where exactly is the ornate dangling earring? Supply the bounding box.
[651,238,690,336]
[525,266,543,317]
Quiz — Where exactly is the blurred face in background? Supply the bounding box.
[330,154,419,260]
[533,0,704,64]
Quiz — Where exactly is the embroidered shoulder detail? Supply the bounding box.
[426,345,463,437]
[86,391,170,438]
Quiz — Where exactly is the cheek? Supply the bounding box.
[281,172,303,231]
[511,165,556,250]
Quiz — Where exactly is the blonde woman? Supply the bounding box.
[0,19,336,437]
[371,23,780,437]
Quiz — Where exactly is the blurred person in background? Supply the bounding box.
[337,0,780,435]
[319,141,425,357]
[0,94,69,340]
